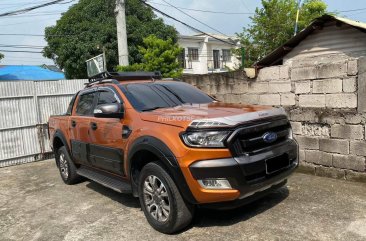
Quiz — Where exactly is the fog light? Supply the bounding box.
[198,178,232,190]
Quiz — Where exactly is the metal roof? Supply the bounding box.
[254,14,366,68]
[0,65,65,81]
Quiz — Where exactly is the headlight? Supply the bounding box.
[182,131,230,148]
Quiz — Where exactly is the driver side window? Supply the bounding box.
[97,90,120,105]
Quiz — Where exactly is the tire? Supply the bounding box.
[57,146,81,185]
[138,162,195,234]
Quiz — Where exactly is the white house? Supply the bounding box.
[178,34,240,75]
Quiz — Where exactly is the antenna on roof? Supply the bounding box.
[294,0,302,36]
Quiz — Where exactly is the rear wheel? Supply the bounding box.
[57,146,81,185]
[138,162,194,234]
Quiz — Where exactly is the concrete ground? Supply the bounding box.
[1,160,366,241]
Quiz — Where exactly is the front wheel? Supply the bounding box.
[138,162,195,234]
[57,146,81,185]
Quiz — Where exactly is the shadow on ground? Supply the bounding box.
[86,181,141,209]
[85,179,289,230]
[193,187,289,227]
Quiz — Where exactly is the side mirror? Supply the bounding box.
[94,103,124,118]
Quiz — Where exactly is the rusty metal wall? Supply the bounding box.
[0,79,87,167]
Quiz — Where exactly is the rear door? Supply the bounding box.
[70,89,97,165]
[88,87,126,176]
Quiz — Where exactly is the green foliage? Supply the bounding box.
[117,35,183,78]
[43,0,177,78]
[236,0,327,67]
[0,53,3,61]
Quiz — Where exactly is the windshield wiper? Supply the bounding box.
[141,106,166,112]
[160,85,185,104]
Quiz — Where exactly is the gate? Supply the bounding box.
[0,79,87,167]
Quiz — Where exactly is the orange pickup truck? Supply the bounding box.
[48,72,298,233]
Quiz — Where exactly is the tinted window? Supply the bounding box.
[76,92,96,116]
[66,93,77,115]
[97,90,119,105]
[120,82,213,111]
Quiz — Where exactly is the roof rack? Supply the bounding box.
[86,71,162,87]
[107,71,162,81]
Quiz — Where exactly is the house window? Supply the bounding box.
[178,48,186,68]
[222,49,231,62]
[188,48,199,61]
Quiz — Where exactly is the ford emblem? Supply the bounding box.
[262,132,278,143]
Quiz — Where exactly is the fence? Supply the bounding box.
[0,79,87,167]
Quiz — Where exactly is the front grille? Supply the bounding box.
[228,117,291,155]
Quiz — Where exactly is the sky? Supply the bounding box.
[0,0,366,66]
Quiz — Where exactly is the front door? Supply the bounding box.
[70,90,97,165]
[213,50,220,69]
[88,87,126,176]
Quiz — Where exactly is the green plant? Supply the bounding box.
[117,35,183,78]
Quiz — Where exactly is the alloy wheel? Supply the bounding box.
[143,175,171,222]
[59,153,69,180]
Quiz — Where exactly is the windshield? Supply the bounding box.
[119,81,214,111]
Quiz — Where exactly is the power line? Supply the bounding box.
[140,1,236,46]
[0,17,56,27]
[338,7,366,13]
[0,12,64,19]
[239,0,251,13]
[0,44,45,48]
[0,0,72,18]
[148,1,253,15]
[0,50,43,53]
[0,33,74,37]
[160,0,229,38]
[0,44,45,50]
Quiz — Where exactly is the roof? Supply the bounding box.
[178,33,238,45]
[254,14,366,68]
[41,64,63,73]
[0,65,65,81]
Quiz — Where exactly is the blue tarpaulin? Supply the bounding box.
[0,65,65,81]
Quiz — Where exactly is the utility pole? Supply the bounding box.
[294,0,301,36]
[115,0,129,66]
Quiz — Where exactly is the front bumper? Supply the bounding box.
[188,139,298,205]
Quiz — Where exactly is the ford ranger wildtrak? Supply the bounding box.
[48,72,298,234]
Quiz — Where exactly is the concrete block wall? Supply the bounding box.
[182,56,366,182]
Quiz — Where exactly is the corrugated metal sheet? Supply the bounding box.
[0,81,34,97]
[284,23,366,63]
[0,97,37,129]
[0,79,87,167]
[0,127,40,160]
[35,79,86,96]
[255,14,366,67]
[38,95,74,124]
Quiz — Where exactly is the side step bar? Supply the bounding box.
[77,166,132,193]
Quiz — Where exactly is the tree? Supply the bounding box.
[0,53,3,62]
[236,0,327,67]
[117,35,183,78]
[43,0,177,78]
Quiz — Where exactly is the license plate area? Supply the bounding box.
[265,153,290,174]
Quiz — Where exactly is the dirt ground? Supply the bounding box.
[1,159,366,241]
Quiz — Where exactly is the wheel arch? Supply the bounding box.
[127,136,197,204]
[52,130,70,166]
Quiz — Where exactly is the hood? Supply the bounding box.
[139,102,287,128]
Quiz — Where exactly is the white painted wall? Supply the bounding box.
[178,35,240,75]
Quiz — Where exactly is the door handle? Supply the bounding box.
[90,122,97,130]
[71,120,76,127]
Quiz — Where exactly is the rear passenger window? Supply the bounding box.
[97,90,119,105]
[76,92,96,116]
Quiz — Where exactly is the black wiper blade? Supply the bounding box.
[160,85,185,103]
[141,106,165,112]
